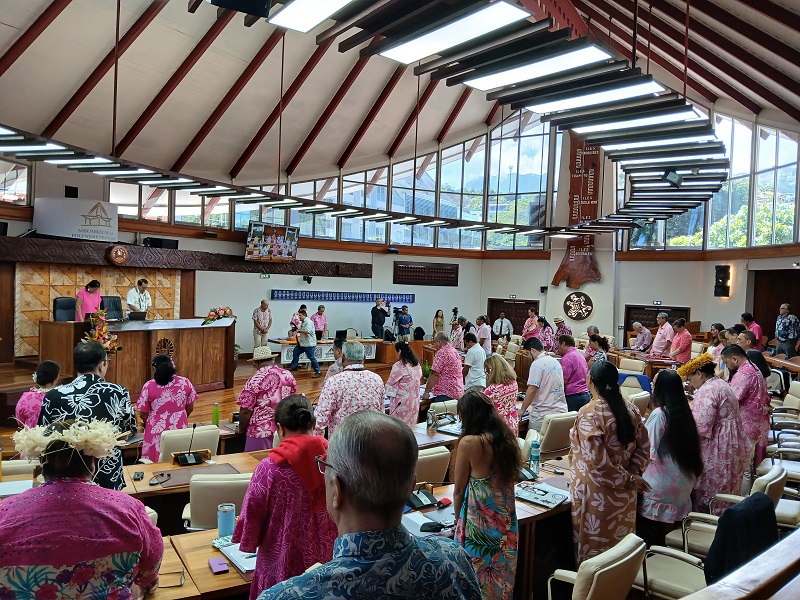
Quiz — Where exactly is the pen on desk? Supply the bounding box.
[243,554,257,559]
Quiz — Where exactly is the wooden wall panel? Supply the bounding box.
[0,262,13,362]
[753,269,800,340]
[180,269,196,318]
[202,327,226,384]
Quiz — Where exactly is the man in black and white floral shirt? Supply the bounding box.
[38,341,136,490]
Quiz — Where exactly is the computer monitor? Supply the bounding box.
[335,329,348,340]
[129,311,147,321]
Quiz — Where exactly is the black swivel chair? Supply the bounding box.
[53,297,76,322]
[100,296,124,320]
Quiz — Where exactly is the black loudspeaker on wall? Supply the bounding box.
[143,237,179,249]
[0,221,7,236]
[714,265,731,297]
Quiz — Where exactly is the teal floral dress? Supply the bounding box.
[455,474,518,600]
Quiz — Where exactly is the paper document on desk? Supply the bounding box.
[515,481,570,509]
[219,543,257,573]
[402,511,434,536]
[0,480,34,498]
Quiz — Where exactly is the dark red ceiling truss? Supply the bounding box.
[437,88,472,144]
[0,0,73,79]
[115,9,235,156]
[387,78,439,158]
[518,0,589,38]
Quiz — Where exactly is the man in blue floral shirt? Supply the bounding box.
[776,303,800,358]
[260,411,481,600]
[38,342,136,490]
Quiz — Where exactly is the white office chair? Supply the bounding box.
[182,473,253,531]
[690,342,704,359]
[504,343,520,369]
[146,506,159,526]
[1,459,38,476]
[139,425,221,463]
[518,411,577,464]
[619,374,645,401]
[628,391,651,417]
[510,335,523,345]
[618,358,645,374]
[416,447,451,484]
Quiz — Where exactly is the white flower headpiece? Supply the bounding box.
[13,418,126,460]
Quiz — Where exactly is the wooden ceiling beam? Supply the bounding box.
[115,9,235,156]
[436,88,473,144]
[43,0,169,138]
[732,0,800,34]
[0,0,73,79]
[286,51,373,176]
[485,100,501,126]
[517,0,588,37]
[230,39,335,179]
[338,65,406,169]
[387,78,440,158]
[171,29,285,172]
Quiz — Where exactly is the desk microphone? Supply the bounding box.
[176,423,202,467]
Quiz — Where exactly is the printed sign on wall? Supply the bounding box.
[33,197,119,243]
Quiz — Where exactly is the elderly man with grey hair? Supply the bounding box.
[314,341,385,438]
[259,411,482,600]
[584,324,601,360]
[649,311,674,357]
[632,321,653,352]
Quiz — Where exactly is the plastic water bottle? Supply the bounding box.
[529,440,540,475]
[212,402,220,426]
[426,407,437,430]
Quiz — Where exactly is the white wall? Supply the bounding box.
[33,162,106,202]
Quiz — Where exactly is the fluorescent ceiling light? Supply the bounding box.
[698,168,729,174]
[45,157,112,165]
[620,152,726,166]
[632,182,670,188]
[0,127,15,136]
[191,186,232,194]
[327,208,361,216]
[529,80,664,114]
[628,171,665,178]
[602,134,717,151]
[464,45,612,91]
[0,143,65,152]
[550,233,580,239]
[682,179,723,186]
[138,178,193,186]
[631,191,714,197]
[269,0,360,34]
[380,2,530,64]
[492,227,519,232]
[93,169,154,176]
[574,107,702,134]
[227,194,266,200]
[359,213,388,221]
[519,229,545,235]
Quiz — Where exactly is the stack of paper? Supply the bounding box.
[515,481,570,509]
[219,543,257,574]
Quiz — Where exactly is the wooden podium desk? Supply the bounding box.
[39,318,235,399]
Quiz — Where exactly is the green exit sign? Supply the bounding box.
[260,273,270,279]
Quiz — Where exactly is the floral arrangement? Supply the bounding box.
[13,418,126,460]
[83,310,122,354]
[203,306,236,326]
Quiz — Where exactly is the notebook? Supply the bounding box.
[515,480,570,509]
[219,543,257,574]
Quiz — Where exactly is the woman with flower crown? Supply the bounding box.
[0,419,163,598]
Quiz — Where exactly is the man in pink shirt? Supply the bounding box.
[649,312,674,357]
[741,312,763,351]
[556,334,590,411]
[422,332,465,403]
[311,305,328,340]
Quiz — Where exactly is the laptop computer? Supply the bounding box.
[335,329,348,340]
[129,311,147,321]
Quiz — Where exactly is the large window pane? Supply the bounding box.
[110,182,139,219]
[140,185,168,222]
[341,217,364,242]
[778,130,798,168]
[776,165,796,244]
[757,126,778,171]
[630,220,664,248]
[754,171,775,246]
[463,136,485,195]
[667,206,704,248]
[289,210,313,237]
[732,118,752,177]
[0,158,28,204]
[204,197,229,229]
[728,178,749,247]
[234,202,260,230]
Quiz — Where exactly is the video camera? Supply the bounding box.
[452,307,458,319]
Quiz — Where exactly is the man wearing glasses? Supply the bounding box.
[262,411,482,600]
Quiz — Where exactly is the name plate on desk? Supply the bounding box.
[277,342,376,365]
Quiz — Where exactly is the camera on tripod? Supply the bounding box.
[452,307,459,319]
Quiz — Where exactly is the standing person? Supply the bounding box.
[126,278,152,315]
[454,390,522,600]
[632,322,653,352]
[432,309,446,335]
[586,335,610,367]
[776,303,800,358]
[583,326,600,361]
[253,299,273,350]
[737,330,757,352]
[458,316,477,341]
[314,341,385,438]
[520,337,567,432]
[721,344,770,494]
[397,306,413,343]
[371,298,391,339]
[536,316,557,352]
[741,312,763,351]
[570,361,651,564]
[492,311,513,341]
[476,315,492,354]
[422,332,465,404]
[650,312,674,357]
[557,335,591,412]
[288,310,322,378]
[232,395,336,598]
[637,370,703,547]
[324,338,344,382]
[521,308,539,341]
[385,342,423,426]
[676,354,749,514]
[462,333,487,390]
[707,322,726,362]
[15,360,60,429]
[2,420,163,598]
[75,279,102,321]
[450,318,465,351]
[136,354,198,462]
[311,305,328,340]
[261,412,483,600]
[553,316,572,339]
[483,354,520,436]
[290,304,307,332]
[668,318,693,364]
[238,351,297,451]
[38,342,136,491]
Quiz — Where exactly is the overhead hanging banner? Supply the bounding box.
[551,132,603,289]
[32,197,119,243]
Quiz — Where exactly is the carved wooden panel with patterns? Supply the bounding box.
[393,262,459,286]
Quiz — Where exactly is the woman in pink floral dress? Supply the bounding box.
[15,360,60,429]
[677,353,749,515]
[385,342,423,426]
[521,308,539,341]
[536,316,557,352]
[136,354,198,462]
[237,355,297,450]
[483,354,520,436]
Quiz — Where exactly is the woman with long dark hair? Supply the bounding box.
[570,361,650,564]
[136,354,198,462]
[385,341,422,426]
[432,309,445,334]
[454,390,522,600]
[586,334,610,367]
[637,369,704,546]
[537,316,557,352]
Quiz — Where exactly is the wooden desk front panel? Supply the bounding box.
[39,321,91,376]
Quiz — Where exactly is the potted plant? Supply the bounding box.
[421,360,432,383]
[234,344,242,369]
